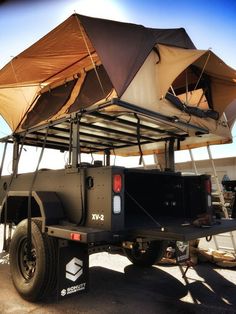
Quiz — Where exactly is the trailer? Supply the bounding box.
[0,14,236,301]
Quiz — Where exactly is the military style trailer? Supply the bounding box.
[0,14,236,301]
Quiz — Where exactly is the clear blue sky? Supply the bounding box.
[0,0,236,160]
[1,0,235,68]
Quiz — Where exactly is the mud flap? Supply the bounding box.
[56,240,89,300]
[175,241,190,263]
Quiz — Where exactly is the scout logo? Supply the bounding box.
[66,257,83,282]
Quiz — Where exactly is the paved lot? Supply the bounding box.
[1,249,236,314]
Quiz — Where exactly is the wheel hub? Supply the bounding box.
[19,241,37,280]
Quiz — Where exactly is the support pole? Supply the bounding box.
[2,134,26,251]
[72,113,81,169]
[27,127,49,258]
[166,138,175,171]
[12,137,20,176]
[68,120,73,167]
[104,149,110,166]
[0,141,7,178]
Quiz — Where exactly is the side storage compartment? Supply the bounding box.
[124,169,184,228]
[124,169,212,229]
[182,174,212,219]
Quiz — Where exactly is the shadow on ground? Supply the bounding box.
[0,251,236,313]
[187,264,236,307]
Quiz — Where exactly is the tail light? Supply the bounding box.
[70,233,81,241]
[205,178,212,208]
[113,174,122,193]
[113,195,121,214]
[113,174,122,214]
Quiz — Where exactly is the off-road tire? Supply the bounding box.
[124,240,168,267]
[9,219,57,301]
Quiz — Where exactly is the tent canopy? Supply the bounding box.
[0,14,236,155]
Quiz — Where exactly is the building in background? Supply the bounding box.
[175,156,236,183]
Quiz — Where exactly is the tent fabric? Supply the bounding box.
[79,15,195,97]
[154,44,236,116]
[225,100,236,129]
[0,14,197,132]
[0,86,39,131]
[68,64,113,113]
[0,15,96,86]
[194,53,236,116]
[22,65,113,129]
[22,79,77,129]
[0,14,236,155]
[120,45,236,117]
[155,44,206,99]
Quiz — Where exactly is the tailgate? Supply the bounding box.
[127,218,236,241]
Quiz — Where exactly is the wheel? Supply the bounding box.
[9,219,57,302]
[124,240,168,267]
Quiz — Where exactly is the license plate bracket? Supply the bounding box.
[175,240,190,263]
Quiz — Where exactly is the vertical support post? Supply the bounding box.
[70,115,85,225]
[0,141,7,177]
[166,138,175,171]
[72,114,81,169]
[104,149,110,166]
[3,138,18,250]
[27,127,49,258]
[12,137,20,176]
[68,120,73,167]
[3,197,8,251]
[2,134,26,251]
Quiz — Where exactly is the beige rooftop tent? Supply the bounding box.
[0,14,236,155]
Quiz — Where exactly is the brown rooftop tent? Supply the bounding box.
[0,14,236,155]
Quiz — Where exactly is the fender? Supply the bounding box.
[0,190,64,231]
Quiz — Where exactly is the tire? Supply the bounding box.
[124,240,168,267]
[9,219,57,302]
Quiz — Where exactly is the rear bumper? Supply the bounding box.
[46,218,236,243]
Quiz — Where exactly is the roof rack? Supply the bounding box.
[1,99,209,155]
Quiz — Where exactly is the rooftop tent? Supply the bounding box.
[0,14,195,132]
[0,14,236,155]
[120,44,236,126]
[225,100,236,130]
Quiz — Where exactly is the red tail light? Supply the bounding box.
[113,174,122,193]
[205,179,212,194]
[70,233,81,241]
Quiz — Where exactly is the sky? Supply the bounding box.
[0,0,236,170]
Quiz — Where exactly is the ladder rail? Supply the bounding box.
[189,149,198,175]
[206,146,229,218]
